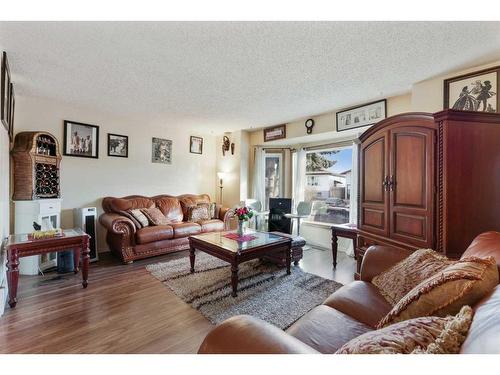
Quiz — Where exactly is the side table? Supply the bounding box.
[5,228,90,308]
[331,223,357,269]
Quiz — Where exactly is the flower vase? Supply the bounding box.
[237,220,244,236]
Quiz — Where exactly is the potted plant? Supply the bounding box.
[234,206,254,236]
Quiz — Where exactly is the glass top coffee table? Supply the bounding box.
[188,230,292,297]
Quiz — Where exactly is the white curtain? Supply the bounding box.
[251,146,265,208]
[293,147,306,212]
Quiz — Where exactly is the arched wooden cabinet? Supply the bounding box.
[355,109,500,273]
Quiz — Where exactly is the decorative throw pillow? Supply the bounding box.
[128,209,149,228]
[208,202,217,219]
[336,305,473,354]
[187,204,210,222]
[372,249,455,305]
[141,207,170,226]
[377,256,498,328]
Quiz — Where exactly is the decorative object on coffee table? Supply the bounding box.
[189,230,291,297]
[5,228,90,308]
[11,131,62,200]
[107,133,128,158]
[190,136,203,154]
[63,120,99,158]
[234,205,254,236]
[151,137,172,164]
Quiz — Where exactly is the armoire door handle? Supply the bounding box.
[382,176,390,191]
[389,176,396,191]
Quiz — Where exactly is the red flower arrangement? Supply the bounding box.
[235,206,254,221]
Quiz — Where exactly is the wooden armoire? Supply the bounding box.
[355,109,500,272]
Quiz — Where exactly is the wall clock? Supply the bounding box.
[305,118,314,134]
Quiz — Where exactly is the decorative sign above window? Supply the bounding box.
[336,99,387,132]
[263,124,286,142]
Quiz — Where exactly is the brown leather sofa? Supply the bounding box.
[198,231,500,354]
[100,194,232,263]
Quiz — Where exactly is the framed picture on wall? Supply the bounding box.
[107,133,128,158]
[63,120,99,159]
[444,65,499,113]
[8,82,14,141]
[152,137,172,164]
[336,99,387,132]
[1,51,10,132]
[189,136,203,154]
[263,124,286,142]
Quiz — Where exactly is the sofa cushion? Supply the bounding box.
[323,281,392,328]
[337,306,473,354]
[154,197,184,223]
[199,219,224,233]
[171,222,202,238]
[128,209,149,228]
[136,225,174,244]
[178,194,211,219]
[187,204,211,222]
[286,305,372,353]
[141,207,169,226]
[461,285,500,353]
[372,249,454,305]
[378,256,499,328]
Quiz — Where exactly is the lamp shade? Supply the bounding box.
[217,172,225,180]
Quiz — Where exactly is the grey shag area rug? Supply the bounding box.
[146,252,343,329]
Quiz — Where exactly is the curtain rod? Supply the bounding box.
[303,140,354,151]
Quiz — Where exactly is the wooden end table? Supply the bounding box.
[331,223,357,269]
[5,228,90,308]
[189,230,292,297]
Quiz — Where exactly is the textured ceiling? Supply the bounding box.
[1,21,500,134]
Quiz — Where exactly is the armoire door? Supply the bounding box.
[389,126,435,248]
[359,131,390,237]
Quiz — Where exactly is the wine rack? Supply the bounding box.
[11,131,62,200]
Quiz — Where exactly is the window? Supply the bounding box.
[304,146,352,224]
[264,152,283,209]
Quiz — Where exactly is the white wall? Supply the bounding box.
[14,95,217,252]
[0,122,9,315]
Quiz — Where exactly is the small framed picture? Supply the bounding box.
[336,99,387,132]
[1,51,10,132]
[152,137,172,164]
[444,65,499,113]
[8,82,14,141]
[263,124,286,142]
[63,120,99,159]
[107,133,128,158]
[190,136,203,154]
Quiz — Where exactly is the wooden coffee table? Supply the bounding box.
[188,230,292,297]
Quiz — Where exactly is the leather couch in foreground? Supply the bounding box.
[198,231,500,354]
[100,194,232,263]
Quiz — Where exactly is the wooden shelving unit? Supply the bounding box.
[11,131,62,200]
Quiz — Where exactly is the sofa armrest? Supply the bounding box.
[99,213,136,236]
[219,207,234,230]
[359,245,411,282]
[198,315,318,354]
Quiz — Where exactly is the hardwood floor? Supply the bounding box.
[0,248,355,353]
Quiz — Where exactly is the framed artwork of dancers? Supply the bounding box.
[444,65,499,113]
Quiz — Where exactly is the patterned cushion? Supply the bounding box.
[336,306,473,354]
[378,256,498,328]
[372,249,455,305]
[187,204,211,222]
[128,209,149,228]
[141,207,170,226]
[208,202,217,219]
